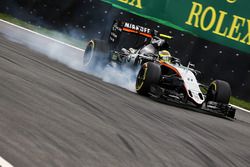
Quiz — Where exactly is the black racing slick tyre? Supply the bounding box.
[206,80,231,104]
[136,62,161,95]
[83,39,110,70]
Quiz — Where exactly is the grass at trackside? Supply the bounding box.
[1,13,250,111]
[230,97,250,111]
[0,13,84,48]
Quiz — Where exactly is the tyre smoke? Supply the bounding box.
[0,21,138,92]
[84,61,139,92]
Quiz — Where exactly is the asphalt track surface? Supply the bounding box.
[1,22,250,167]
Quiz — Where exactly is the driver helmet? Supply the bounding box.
[159,50,171,62]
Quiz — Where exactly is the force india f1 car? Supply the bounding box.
[83,20,236,119]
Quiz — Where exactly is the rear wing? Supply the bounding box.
[109,20,173,49]
[109,20,154,43]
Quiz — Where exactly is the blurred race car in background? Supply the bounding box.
[83,20,236,119]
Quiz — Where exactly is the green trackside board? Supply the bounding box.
[102,0,250,54]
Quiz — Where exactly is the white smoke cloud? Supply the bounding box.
[98,64,138,92]
[0,22,138,92]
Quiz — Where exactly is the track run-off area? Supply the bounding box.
[0,20,250,167]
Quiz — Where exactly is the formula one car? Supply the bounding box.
[83,20,236,119]
[135,60,236,119]
[83,20,171,70]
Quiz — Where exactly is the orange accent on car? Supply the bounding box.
[122,28,152,38]
[159,61,181,76]
[159,61,189,96]
[139,32,152,38]
[122,27,137,33]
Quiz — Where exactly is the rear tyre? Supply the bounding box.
[83,39,110,71]
[136,62,161,95]
[206,80,231,104]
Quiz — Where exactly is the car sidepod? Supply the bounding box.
[175,66,205,105]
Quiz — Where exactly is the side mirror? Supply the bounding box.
[188,62,195,68]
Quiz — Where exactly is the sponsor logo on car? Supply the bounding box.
[124,22,151,34]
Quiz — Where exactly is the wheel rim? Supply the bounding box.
[83,41,94,66]
[136,67,147,91]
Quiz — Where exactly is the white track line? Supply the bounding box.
[231,104,250,113]
[0,19,249,113]
[0,156,14,167]
[0,19,84,51]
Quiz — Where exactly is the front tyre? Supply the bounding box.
[136,62,161,95]
[206,80,235,118]
[206,80,231,104]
